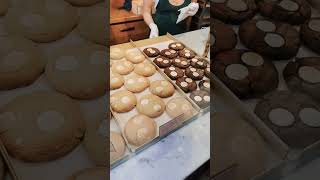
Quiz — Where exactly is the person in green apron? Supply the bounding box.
[143,0,199,38]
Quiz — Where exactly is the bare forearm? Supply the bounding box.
[143,12,154,26]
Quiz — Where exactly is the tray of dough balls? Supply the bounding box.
[212,76,289,180]
[133,36,211,110]
[212,2,320,155]
[110,44,201,152]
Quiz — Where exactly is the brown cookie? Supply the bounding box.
[160,49,178,58]
[172,57,190,69]
[190,90,210,108]
[213,49,279,99]
[301,18,320,54]
[164,66,184,80]
[143,47,160,57]
[199,79,210,92]
[185,67,204,80]
[205,65,211,78]
[211,19,237,55]
[178,49,196,59]
[176,77,197,93]
[257,0,311,25]
[168,42,185,51]
[211,0,258,24]
[239,19,300,60]
[190,57,208,69]
[153,56,172,68]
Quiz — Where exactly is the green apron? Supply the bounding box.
[154,0,191,36]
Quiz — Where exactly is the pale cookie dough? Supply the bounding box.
[125,49,145,64]
[68,167,107,180]
[4,0,78,42]
[166,97,194,120]
[111,60,134,75]
[0,91,85,162]
[137,94,165,118]
[110,47,125,60]
[45,45,107,99]
[109,131,126,163]
[0,0,9,16]
[77,3,107,45]
[110,72,124,90]
[124,114,157,146]
[149,80,175,98]
[124,75,150,93]
[65,0,103,6]
[111,90,137,113]
[0,36,46,90]
[134,62,156,77]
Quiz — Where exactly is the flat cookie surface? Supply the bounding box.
[136,94,165,118]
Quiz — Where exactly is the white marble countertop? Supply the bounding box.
[110,29,211,180]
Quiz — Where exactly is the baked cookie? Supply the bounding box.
[137,94,165,118]
[185,67,204,80]
[143,47,160,57]
[0,36,46,90]
[213,49,279,99]
[164,66,184,80]
[0,91,85,162]
[0,0,9,16]
[78,3,107,45]
[110,47,125,60]
[111,90,137,113]
[45,45,107,99]
[176,77,197,93]
[239,19,300,60]
[301,18,320,54]
[124,114,157,146]
[172,57,190,69]
[153,56,172,68]
[160,49,178,59]
[190,90,210,108]
[134,62,156,77]
[190,57,208,69]
[124,75,150,93]
[205,64,211,78]
[111,60,134,75]
[166,97,195,119]
[255,90,320,148]
[110,72,124,90]
[68,168,106,179]
[211,19,237,55]
[283,57,320,101]
[179,49,196,59]
[149,80,175,98]
[257,0,311,25]
[65,0,103,6]
[211,0,257,24]
[168,42,185,51]
[4,0,78,42]
[199,79,210,92]
[125,49,145,64]
[109,131,126,163]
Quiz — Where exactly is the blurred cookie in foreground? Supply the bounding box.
[211,19,237,55]
[301,17,320,54]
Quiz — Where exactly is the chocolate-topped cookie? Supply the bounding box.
[185,67,204,80]
[172,57,190,69]
[143,47,160,57]
[257,0,311,25]
[191,58,208,69]
[176,77,197,93]
[211,19,237,55]
[301,18,320,54]
[164,66,184,80]
[211,0,258,24]
[239,19,300,60]
[190,90,210,108]
[153,56,172,68]
[199,80,210,92]
[168,42,185,51]
[179,49,196,59]
[161,49,178,58]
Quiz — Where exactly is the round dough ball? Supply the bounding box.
[110,90,137,113]
[160,49,178,59]
[124,114,157,146]
[0,36,46,90]
[111,60,134,75]
[211,19,237,54]
[143,47,160,57]
[109,131,126,163]
[190,90,210,109]
[0,0,9,16]
[0,91,85,162]
[137,94,165,118]
[125,49,145,64]
[110,47,125,60]
[149,80,175,98]
[65,0,103,6]
[124,75,150,93]
[45,45,107,99]
[166,97,194,119]
[4,0,78,42]
[168,42,185,51]
[134,62,156,77]
[110,72,124,90]
[68,167,106,180]
[301,18,320,54]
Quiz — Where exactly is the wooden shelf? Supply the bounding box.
[110,9,143,24]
